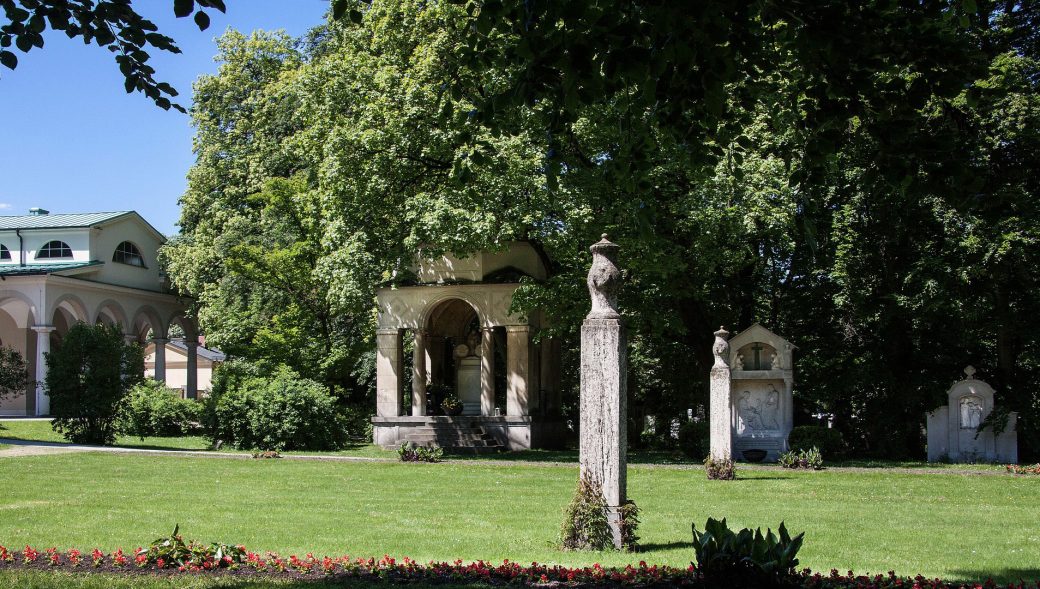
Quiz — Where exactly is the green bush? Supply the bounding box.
[778,447,824,470]
[691,517,804,587]
[0,346,29,401]
[678,420,710,460]
[559,475,613,551]
[397,442,443,462]
[46,322,143,445]
[788,426,844,457]
[207,367,348,451]
[119,379,201,439]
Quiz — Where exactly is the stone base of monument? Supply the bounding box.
[372,415,567,451]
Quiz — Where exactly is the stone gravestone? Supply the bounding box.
[927,366,1018,463]
[579,234,627,549]
[710,324,796,462]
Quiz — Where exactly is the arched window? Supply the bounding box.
[112,241,146,267]
[36,240,72,259]
[0,245,10,261]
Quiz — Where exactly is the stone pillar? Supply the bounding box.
[31,325,55,416]
[783,376,794,450]
[376,328,404,417]
[579,234,627,549]
[151,338,168,383]
[480,327,495,416]
[506,325,530,416]
[412,329,428,416]
[539,335,554,412]
[709,327,732,461]
[185,340,198,399]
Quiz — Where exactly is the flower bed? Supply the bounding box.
[0,544,1037,588]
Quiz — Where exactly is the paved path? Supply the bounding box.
[0,437,1012,475]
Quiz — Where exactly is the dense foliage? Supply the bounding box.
[205,366,349,451]
[787,427,844,458]
[118,379,201,439]
[164,0,1040,461]
[0,346,28,400]
[46,322,144,445]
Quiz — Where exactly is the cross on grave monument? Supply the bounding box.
[579,234,628,549]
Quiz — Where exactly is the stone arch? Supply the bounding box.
[166,312,198,341]
[129,305,165,342]
[419,294,483,331]
[0,290,39,328]
[94,299,129,329]
[48,293,89,326]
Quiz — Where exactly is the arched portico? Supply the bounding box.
[372,243,563,451]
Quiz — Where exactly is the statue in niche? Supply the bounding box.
[734,354,744,370]
[960,396,983,429]
[454,331,481,358]
[771,352,781,370]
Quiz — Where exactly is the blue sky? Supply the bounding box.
[0,1,330,235]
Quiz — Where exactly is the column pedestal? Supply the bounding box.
[151,338,168,383]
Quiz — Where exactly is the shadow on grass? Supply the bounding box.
[637,540,691,552]
[948,568,1040,585]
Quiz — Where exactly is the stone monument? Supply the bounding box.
[710,323,795,462]
[926,366,1017,463]
[579,234,627,549]
[709,327,732,461]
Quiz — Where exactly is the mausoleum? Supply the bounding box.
[372,242,565,451]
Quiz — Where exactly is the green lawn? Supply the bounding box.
[0,451,1036,584]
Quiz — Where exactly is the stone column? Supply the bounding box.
[579,234,627,549]
[412,329,428,416]
[151,337,168,383]
[783,376,794,450]
[539,335,555,412]
[480,327,495,416]
[709,327,732,461]
[31,325,55,416]
[185,340,198,399]
[506,325,530,416]
[376,328,404,417]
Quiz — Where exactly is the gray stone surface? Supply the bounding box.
[579,235,627,549]
[927,367,1017,463]
[709,327,732,461]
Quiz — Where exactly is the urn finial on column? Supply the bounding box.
[712,326,730,368]
[587,234,621,319]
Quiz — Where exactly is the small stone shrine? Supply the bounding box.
[926,366,1017,463]
[579,234,627,549]
[710,323,795,462]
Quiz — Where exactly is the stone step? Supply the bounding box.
[403,436,498,446]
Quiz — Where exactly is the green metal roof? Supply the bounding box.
[0,212,132,231]
[0,261,103,276]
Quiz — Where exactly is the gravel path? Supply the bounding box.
[0,437,1013,476]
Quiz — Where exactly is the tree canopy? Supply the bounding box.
[166,0,1040,460]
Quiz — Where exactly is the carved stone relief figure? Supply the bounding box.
[960,396,984,429]
[734,354,744,370]
[762,387,780,430]
[737,391,764,432]
[770,352,781,370]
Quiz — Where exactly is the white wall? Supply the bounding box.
[0,228,91,266]
[89,217,166,292]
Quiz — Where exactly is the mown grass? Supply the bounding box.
[0,451,1037,584]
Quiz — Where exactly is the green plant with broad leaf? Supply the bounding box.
[141,525,246,569]
[691,517,804,587]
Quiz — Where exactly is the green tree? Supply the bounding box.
[0,346,29,400]
[47,322,144,445]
